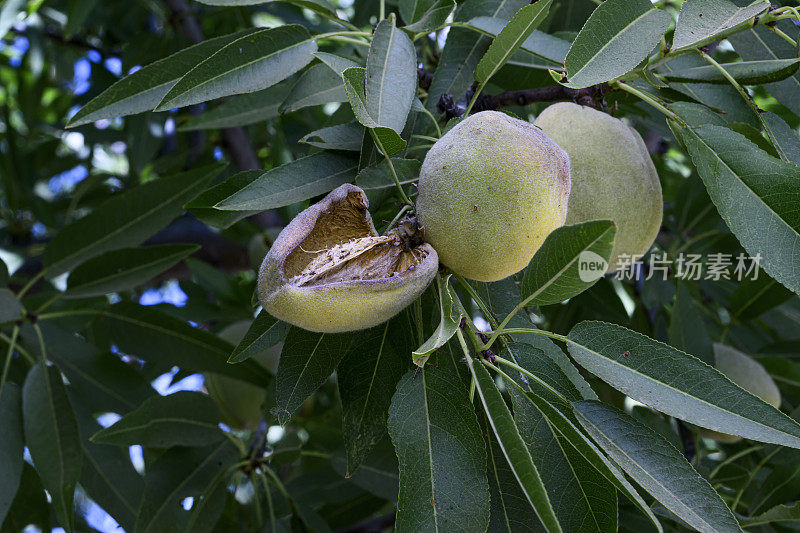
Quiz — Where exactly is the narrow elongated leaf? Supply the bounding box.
[574,401,743,533]
[71,395,144,532]
[475,1,552,84]
[44,165,221,276]
[669,123,800,294]
[280,63,346,113]
[157,25,317,110]
[466,16,570,64]
[228,311,290,363]
[467,356,562,532]
[366,15,417,133]
[403,0,455,33]
[388,365,490,532]
[195,0,335,16]
[314,51,361,75]
[519,220,616,307]
[0,384,23,525]
[101,302,271,386]
[426,0,528,109]
[184,171,260,228]
[135,440,239,533]
[729,272,794,319]
[673,0,769,51]
[412,275,462,367]
[36,323,155,415]
[729,21,800,118]
[299,121,364,152]
[23,364,82,531]
[662,58,800,85]
[342,67,407,156]
[178,79,293,131]
[0,288,22,323]
[92,391,222,447]
[275,328,351,424]
[213,152,358,211]
[567,321,800,448]
[339,315,411,472]
[763,112,800,166]
[331,442,399,502]
[66,244,199,298]
[668,282,713,365]
[741,503,800,527]
[67,30,256,127]
[564,0,670,88]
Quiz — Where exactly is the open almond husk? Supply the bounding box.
[257,184,438,333]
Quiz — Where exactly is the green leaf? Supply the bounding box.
[0,288,22,324]
[465,16,570,64]
[673,0,770,51]
[339,315,412,473]
[22,364,82,532]
[274,328,351,424]
[101,302,271,386]
[740,502,800,527]
[313,51,361,75]
[66,30,256,127]
[466,356,562,532]
[668,282,713,365]
[475,1,552,84]
[178,79,293,131]
[342,66,407,156]
[564,0,670,88]
[280,63,347,113]
[44,165,221,277]
[213,152,359,211]
[184,171,260,229]
[519,220,616,307]
[64,0,98,39]
[567,321,800,448]
[135,439,239,533]
[330,442,399,502]
[729,21,800,118]
[425,0,528,110]
[66,244,198,298]
[661,58,800,85]
[669,123,800,294]
[388,365,490,532]
[574,401,743,533]
[0,383,23,526]
[729,272,794,319]
[763,112,800,166]
[366,15,417,134]
[228,311,290,364]
[299,121,364,152]
[35,323,155,415]
[402,0,455,33]
[71,395,144,532]
[157,25,317,110]
[92,391,222,447]
[412,275,462,367]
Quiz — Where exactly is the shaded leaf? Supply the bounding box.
[403,0,455,33]
[228,311,290,364]
[0,288,22,324]
[22,364,82,531]
[274,328,351,424]
[0,384,23,526]
[178,80,293,131]
[44,165,221,276]
[668,282,713,365]
[662,58,800,85]
[66,244,199,298]
[466,16,570,64]
[280,63,346,113]
[91,391,222,447]
[299,121,364,152]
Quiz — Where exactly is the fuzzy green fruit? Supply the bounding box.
[205,321,280,430]
[416,111,571,282]
[534,103,663,272]
[697,343,781,443]
[257,184,438,333]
